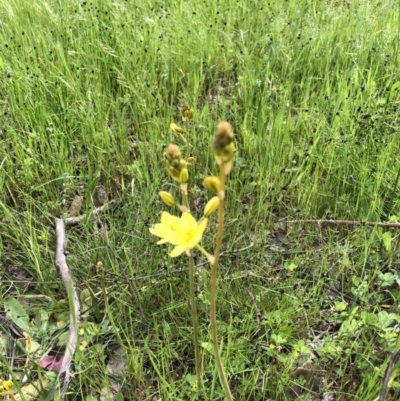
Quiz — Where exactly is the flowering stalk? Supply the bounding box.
[210,171,232,401]
[209,122,235,401]
[184,117,190,161]
[180,101,194,161]
[151,115,233,399]
[181,185,203,393]
[179,103,202,392]
[166,104,202,392]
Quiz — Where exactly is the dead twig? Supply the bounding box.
[54,218,80,400]
[64,201,114,224]
[246,288,264,323]
[283,219,400,228]
[52,201,116,398]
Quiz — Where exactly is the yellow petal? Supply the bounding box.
[162,232,182,245]
[170,245,187,257]
[3,380,13,391]
[197,217,208,234]
[181,212,196,227]
[186,235,202,249]
[160,211,174,224]
[149,225,169,238]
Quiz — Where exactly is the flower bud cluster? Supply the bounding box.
[164,144,189,184]
[213,122,235,174]
[180,101,194,121]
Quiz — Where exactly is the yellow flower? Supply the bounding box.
[204,196,220,217]
[3,380,13,391]
[149,212,208,257]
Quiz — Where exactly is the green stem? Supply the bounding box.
[189,250,202,392]
[185,119,190,161]
[388,159,400,215]
[182,188,203,393]
[210,169,233,401]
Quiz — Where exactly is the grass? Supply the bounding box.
[1,0,400,399]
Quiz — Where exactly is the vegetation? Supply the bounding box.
[1,0,400,399]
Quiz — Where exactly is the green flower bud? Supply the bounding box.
[204,196,220,217]
[203,176,221,192]
[179,168,189,184]
[179,159,188,169]
[180,101,189,118]
[170,123,184,134]
[159,191,176,207]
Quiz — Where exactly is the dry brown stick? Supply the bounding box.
[283,219,400,228]
[64,201,114,224]
[55,218,81,400]
[246,288,264,324]
[90,196,146,321]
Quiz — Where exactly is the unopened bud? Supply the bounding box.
[180,101,189,118]
[165,144,182,163]
[203,176,221,192]
[96,261,104,274]
[204,196,220,217]
[214,122,234,149]
[167,165,178,180]
[179,159,188,169]
[213,122,235,168]
[170,123,184,134]
[179,168,189,184]
[159,191,176,207]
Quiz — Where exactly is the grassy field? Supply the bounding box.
[1,0,400,399]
